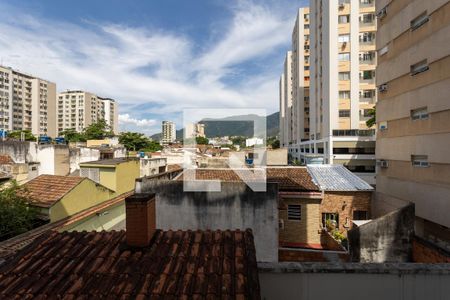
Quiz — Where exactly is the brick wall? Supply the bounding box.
[279,197,322,246]
[321,191,372,233]
[413,237,450,263]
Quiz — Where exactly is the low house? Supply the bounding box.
[277,165,373,250]
[22,175,115,222]
[0,193,261,299]
[140,157,167,177]
[79,158,140,194]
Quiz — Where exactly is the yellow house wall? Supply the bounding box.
[115,160,140,194]
[99,167,117,192]
[49,179,115,222]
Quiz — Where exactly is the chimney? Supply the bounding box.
[125,193,156,247]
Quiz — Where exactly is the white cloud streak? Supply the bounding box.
[0,1,301,134]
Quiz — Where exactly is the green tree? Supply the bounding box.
[119,132,151,151]
[267,137,280,149]
[195,136,209,145]
[59,128,86,142]
[7,130,36,141]
[0,181,38,241]
[140,140,163,152]
[231,136,246,148]
[84,120,114,140]
[366,107,376,128]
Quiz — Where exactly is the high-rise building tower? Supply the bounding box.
[161,121,176,144]
[280,0,377,184]
[0,65,56,137]
[375,0,450,249]
[57,91,118,135]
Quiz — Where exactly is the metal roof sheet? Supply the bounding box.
[306,165,374,191]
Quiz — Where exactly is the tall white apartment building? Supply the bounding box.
[279,8,310,151]
[0,65,56,137]
[161,121,176,144]
[98,97,119,135]
[281,0,377,184]
[57,91,118,135]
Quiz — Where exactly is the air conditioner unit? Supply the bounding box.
[378,83,388,92]
[377,7,387,19]
[379,160,389,168]
[379,121,388,130]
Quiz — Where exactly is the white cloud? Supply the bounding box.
[119,114,156,127]
[0,0,300,134]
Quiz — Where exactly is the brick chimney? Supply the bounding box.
[125,193,156,247]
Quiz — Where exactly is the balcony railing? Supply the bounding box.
[332,129,375,137]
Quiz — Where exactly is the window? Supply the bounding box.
[360,70,374,80]
[410,59,429,75]
[339,72,350,80]
[360,51,374,62]
[360,13,374,24]
[339,15,350,24]
[353,210,368,220]
[339,109,350,117]
[338,34,350,43]
[304,24,310,30]
[359,32,375,43]
[304,14,310,21]
[411,107,428,120]
[338,53,350,61]
[411,11,429,30]
[339,91,350,99]
[412,155,429,168]
[379,45,388,56]
[322,213,339,228]
[288,205,302,221]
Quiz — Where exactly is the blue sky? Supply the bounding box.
[0,0,308,135]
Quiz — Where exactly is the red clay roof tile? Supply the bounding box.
[19,175,85,207]
[0,229,260,299]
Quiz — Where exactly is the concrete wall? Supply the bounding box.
[36,144,70,176]
[137,180,279,262]
[0,141,37,163]
[348,204,415,262]
[267,148,288,166]
[258,262,450,300]
[140,157,167,177]
[69,147,100,173]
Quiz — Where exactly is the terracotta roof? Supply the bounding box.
[0,229,260,299]
[177,167,319,191]
[267,167,318,191]
[0,191,133,259]
[167,163,183,172]
[0,154,13,164]
[20,175,85,207]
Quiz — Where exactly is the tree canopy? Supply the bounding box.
[366,107,376,128]
[119,132,162,152]
[195,136,209,145]
[7,130,36,141]
[0,181,38,241]
[84,119,114,140]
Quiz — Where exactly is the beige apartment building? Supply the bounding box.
[375,0,450,249]
[0,66,56,137]
[161,120,176,144]
[280,0,378,184]
[57,91,118,135]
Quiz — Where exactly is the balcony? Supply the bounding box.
[332,129,375,137]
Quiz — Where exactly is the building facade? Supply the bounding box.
[375,0,450,250]
[281,1,377,184]
[184,122,205,139]
[161,120,176,144]
[0,66,56,137]
[57,91,118,135]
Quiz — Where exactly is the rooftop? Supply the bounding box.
[0,229,260,299]
[176,167,319,191]
[20,175,85,207]
[80,158,137,166]
[306,165,374,191]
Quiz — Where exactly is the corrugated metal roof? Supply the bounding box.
[306,165,374,191]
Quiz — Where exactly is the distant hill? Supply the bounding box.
[150,111,279,141]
